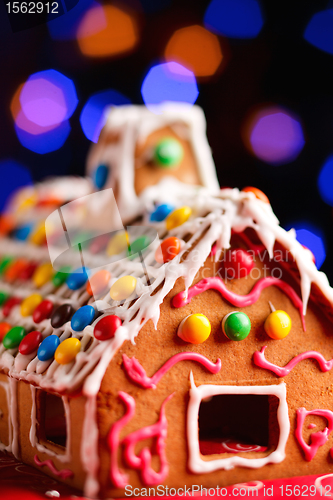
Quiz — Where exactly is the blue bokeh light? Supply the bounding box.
[141,62,198,109]
[0,160,32,212]
[80,89,131,143]
[47,0,97,40]
[304,8,333,55]
[286,223,326,269]
[15,121,71,154]
[204,0,264,39]
[318,155,333,206]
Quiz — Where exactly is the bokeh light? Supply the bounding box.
[204,0,264,39]
[141,62,198,109]
[304,8,333,55]
[47,0,96,40]
[15,121,71,155]
[286,223,326,269]
[243,106,305,165]
[0,160,32,212]
[317,155,333,206]
[164,25,223,78]
[76,4,138,58]
[80,89,131,143]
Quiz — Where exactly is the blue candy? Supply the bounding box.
[92,164,109,190]
[71,305,95,332]
[66,267,89,290]
[149,203,175,222]
[14,223,34,241]
[37,335,60,361]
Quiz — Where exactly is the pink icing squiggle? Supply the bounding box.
[122,393,173,485]
[123,352,221,389]
[253,346,333,377]
[295,408,333,461]
[107,392,135,488]
[172,276,305,331]
[33,455,73,479]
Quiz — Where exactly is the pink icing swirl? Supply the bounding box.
[253,346,333,377]
[172,276,305,331]
[33,455,73,479]
[123,352,221,389]
[295,408,333,461]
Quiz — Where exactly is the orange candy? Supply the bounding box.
[86,270,111,296]
[0,214,15,236]
[242,186,269,204]
[0,322,12,341]
[155,237,181,264]
[5,259,28,283]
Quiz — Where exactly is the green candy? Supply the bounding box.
[222,311,251,341]
[127,236,151,260]
[3,326,27,349]
[52,266,71,287]
[0,291,9,306]
[0,256,13,275]
[154,138,183,169]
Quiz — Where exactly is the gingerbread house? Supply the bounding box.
[0,105,333,499]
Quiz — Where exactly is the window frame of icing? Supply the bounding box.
[0,380,13,452]
[187,374,289,473]
[30,386,71,463]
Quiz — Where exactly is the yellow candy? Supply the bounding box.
[166,206,192,231]
[55,338,81,365]
[264,310,291,340]
[107,231,129,256]
[17,192,37,211]
[20,293,43,317]
[33,263,54,288]
[110,276,137,301]
[177,313,211,344]
[29,222,46,246]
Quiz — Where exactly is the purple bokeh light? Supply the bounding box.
[15,120,71,155]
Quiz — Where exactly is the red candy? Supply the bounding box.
[155,236,181,264]
[19,330,42,355]
[242,186,269,204]
[3,297,22,317]
[18,261,38,281]
[94,314,122,341]
[33,300,54,324]
[223,248,254,279]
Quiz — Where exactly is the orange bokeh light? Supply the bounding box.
[77,4,139,58]
[165,25,223,78]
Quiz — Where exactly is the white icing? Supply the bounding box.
[187,372,289,473]
[0,380,12,453]
[81,395,100,498]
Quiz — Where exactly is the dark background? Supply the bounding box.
[0,0,333,280]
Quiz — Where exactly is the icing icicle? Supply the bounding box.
[173,276,306,331]
[122,352,221,389]
[295,408,333,461]
[34,455,74,479]
[254,346,333,377]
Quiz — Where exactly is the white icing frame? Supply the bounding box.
[187,374,289,473]
[0,380,13,453]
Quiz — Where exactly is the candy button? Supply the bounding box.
[0,256,14,275]
[242,187,269,204]
[177,314,211,344]
[20,294,43,317]
[19,330,42,355]
[66,267,89,290]
[55,338,81,365]
[0,214,15,236]
[3,297,22,318]
[72,232,93,250]
[264,310,291,340]
[33,300,54,324]
[166,206,192,231]
[5,259,28,283]
[94,315,122,341]
[52,266,71,287]
[149,203,175,222]
[223,249,254,279]
[222,312,251,341]
[89,234,110,255]
[86,270,111,296]
[92,164,109,189]
[18,261,38,281]
[127,236,150,260]
[37,335,60,361]
[14,223,33,241]
[3,326,27,349]
[0,322,11,341]
[29,222,46,246]
[155,236,181,263]
[71,305,95,332]
[110,276,137,301]
[51,304,75,329]
[0,291,9,306]
[107,231,129,256]
[154,138,183,169]
[33,263,54,288]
